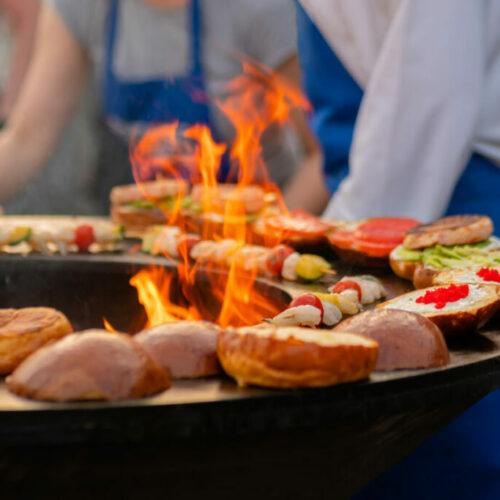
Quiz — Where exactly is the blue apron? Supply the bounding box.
[103,0,228,181]
[296,3,500,499]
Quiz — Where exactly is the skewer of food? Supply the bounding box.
[0,217,124,254]
[141,225,333,282]
[269,275,386,327]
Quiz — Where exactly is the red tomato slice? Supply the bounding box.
[75,224,95,251]
[266,244,295,275]
[328,230,355,248]
[355,239,396,257]
[289,293,324,323]
[265,209,332,237]
[331,280,362,301]
[354,217,420,245]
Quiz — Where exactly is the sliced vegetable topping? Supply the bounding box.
[416,284,469,309]
[354,218,420,244]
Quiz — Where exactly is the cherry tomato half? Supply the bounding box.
[265,244,295,275]
[331,280,362,302]
[289,293,324,323]
[75,224,95,251]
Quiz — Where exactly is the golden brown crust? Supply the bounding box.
[0,307,73,374]
[217,326,378,388]
[376,285,500,336]
[6,330,171,401]
[135,321,221,379]
[110,179,187,205]
[389,254,418,281]
[412,263,439,289]
[403,215,493,249]
[333,309,449,371]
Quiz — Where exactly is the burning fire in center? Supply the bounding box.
[113,60,310,330]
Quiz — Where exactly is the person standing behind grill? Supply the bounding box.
[0,0,318,213]
[293,1,500,499]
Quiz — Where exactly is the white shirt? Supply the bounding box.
[301,0,500,222]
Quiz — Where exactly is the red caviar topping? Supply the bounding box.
[416,284,469,310]
[477,267,500,283]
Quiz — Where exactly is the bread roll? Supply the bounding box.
[135,321,221,379]
[7,330,170,401]
[377,284,500,335]
[217,324,378,388]
[432,267,500,287]
[0,307,73,374]
[333,309,449,370]
[389,251,418,281]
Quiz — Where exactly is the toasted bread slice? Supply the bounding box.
[377,284,500,335]
[217,324,378,388]
[333,309,449,371]
[403,215,493,249]
[389,246,420,281]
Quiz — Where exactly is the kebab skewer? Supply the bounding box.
[141,225,332,283]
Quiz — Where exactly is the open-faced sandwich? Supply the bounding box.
[390,215,500,288]
[377,283,500,335]
[250,208,335,251]
[328,217,420,267]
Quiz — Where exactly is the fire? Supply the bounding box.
[103,317,117,332]
[130,267,201,328]
[127,60,308,330]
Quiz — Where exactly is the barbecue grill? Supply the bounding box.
[1,250,500,499]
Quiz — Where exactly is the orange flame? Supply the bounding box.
[130,267,201,328]
[103,317,117,332]
[127,60,309,329]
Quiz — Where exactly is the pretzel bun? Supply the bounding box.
[217,324,378,388]
[333,309,449,370]
[389,249,418,281]
[7,330,170,401]
[135,321,221,379]
[0,307,73,374]
[377,284,500,335]
[412,262,440,289]
[403,215,493,249]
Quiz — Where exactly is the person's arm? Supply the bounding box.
[0,2,89,203]
[324,0,484,222]
[0,0,40,121]
[276,54,328,214]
